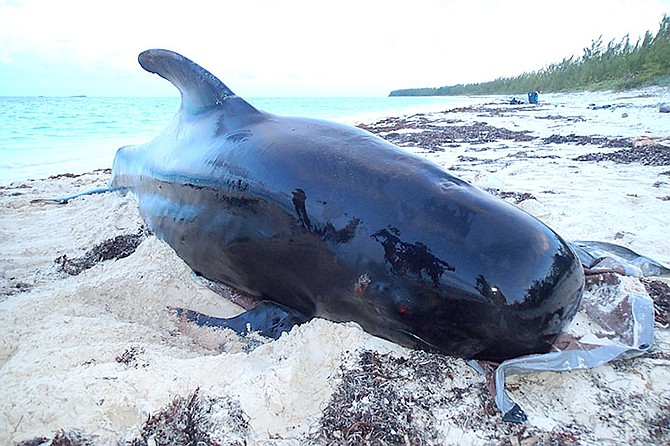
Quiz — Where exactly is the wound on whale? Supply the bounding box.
[66,49,588,362]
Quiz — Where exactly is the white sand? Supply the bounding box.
[1,89,669,445]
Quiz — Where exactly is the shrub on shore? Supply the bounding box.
[391,15,670,96]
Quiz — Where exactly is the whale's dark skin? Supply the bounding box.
[107,49,584,362]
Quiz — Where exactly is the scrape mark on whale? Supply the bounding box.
[372,227,455,285]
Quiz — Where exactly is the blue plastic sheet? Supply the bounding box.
[485,241,664,422]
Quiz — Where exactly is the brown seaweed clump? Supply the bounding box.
[358,115,535,152]
[543,133,632,148]
[14,390,248,446]
[15,430,95,446]
[642,279,670,326]
[115,346,148,369]
[55,228,149,275]
[311,350,455,446]
[573,145,670,166]
[129,388,249,446]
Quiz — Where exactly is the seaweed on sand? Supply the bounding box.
[642,279,670,325]
[311,350,442,445]
[129,388,249,446]
[55,227,149,275]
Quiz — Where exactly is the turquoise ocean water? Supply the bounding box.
[0,96,472,185]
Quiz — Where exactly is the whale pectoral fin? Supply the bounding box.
[190,272,261,310]
[30,186,123,205]
[174,301,310,339]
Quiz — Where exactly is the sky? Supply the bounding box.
[0,0,668,97]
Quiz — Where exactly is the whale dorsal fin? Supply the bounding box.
[138,49,257,116]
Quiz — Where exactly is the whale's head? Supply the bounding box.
[366,244,584,361]
[359,186,584,362]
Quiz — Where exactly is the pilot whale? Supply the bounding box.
[54,49,586,362]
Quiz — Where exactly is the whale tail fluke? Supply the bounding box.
[30,186,123,205]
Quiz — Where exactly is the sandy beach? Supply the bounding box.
[2,88,670,445]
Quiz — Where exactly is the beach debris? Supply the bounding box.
[543,133,631,148]
[311,349,454,445]
[573,144,670,166]
[571,240,670,277]
[54,228,148,275]
[309,338,665,444]
[14,437,50,446]
[632,135,661,147]
[115,346,148,368]
[642,279,670,325]
[589,103,616,110]
[507,150,560,160]
[47,173,84,180]
[455,155,502,167]
[41,169,111,183]
[489,240,665,423]
[128,388,249,446]
[0,182,33,197]
[356,115,450,133]
[445,104,540,117]
[485,189,537,204]
[493,272,654,423]
[359,117,535,152]
[535,114,586,122]
[1,279,32,297]
[14,429,96,446]
[648,410,670,444]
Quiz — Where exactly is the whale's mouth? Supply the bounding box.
[396,328,439,352]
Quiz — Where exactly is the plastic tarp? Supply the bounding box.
[480,241,666,422]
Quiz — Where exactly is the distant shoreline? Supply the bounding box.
[391,15,670,98]
[389,83,670,97]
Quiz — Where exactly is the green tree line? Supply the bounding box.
[390,15,670,96]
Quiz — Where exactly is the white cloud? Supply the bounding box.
[1,0,668,96]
